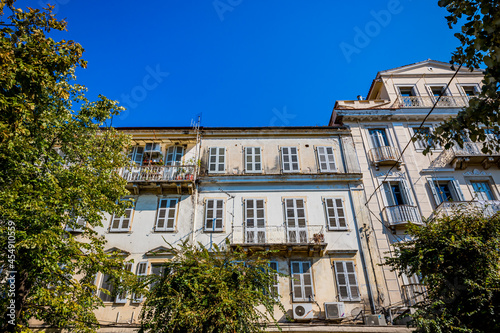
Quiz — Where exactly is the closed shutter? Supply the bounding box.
[324,198,347,230]
[285,199,307,243]
[115,263,133,303]
[269,261,279,298]
[156,198,178,231]
[205,199,224,231]
[245,147,262,172]
[245,199,266,243]
[132,262,148,303]
[369,129,388,148]
[99,273,115,302]
[291,261,314,302]
[281,147,299,172]
[208,147,225,173]
[334,261,360,301]
[110,200,134,232]
[317,147,336,172]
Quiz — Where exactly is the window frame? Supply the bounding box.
[409,125,441,151]
[244,147,263,173]
[470,180,495,201]
[323,197,347,230]
[427,177,465,207]
[316,146,337,172]
[269,261,280,299]
[456,83,481,98]
[131,262,149,303]
[115,262,133,304]
[290,261,314,302]
[165,145,184,166]
[284,198,308,243]
[244,198,266,243]
[208,147,226,174]
[280,146,300,173]
[109,198,135,232]
[333,260,361,302]
[155,198,179,232]
[204,199,225,232]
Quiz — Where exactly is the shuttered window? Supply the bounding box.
[66,216,86,232]
[281,147,299,172]
[98,273,115,302]
[166,146,184,166]
[382,180,413,206]
[205,199,224,231]
[284,198,307,243]
[208,147,225,173]
[110,199,134,232]
[334,261,360,302]
[269,261,279,299]
[156,198,178,231]
[127,146,144,165]
[291,261,314,302]
[244,199,266,243]
[150,264,166,289]
[324,198,347,230]
[317,147,336,172]
[115,263,133,303]
[427,178,465,206]
[368,129,389,148]
[471,181,495,201]
[132,262,148,303]
[245,147,262,173]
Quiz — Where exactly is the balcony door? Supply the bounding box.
[245,199,266,244]
[285,198,307,243]
[369,129,389,149]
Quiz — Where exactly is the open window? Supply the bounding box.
[427,178,465,206]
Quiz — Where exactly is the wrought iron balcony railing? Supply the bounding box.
[382,204,422,227]
[120,165,196,182]
[231,224,325,245]
[398,96,469,108]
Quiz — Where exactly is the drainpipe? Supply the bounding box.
[338,134,376,314]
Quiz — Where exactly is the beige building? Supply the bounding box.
[87,126,404,331]
[330,59,496,315]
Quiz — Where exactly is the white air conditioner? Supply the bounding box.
[292,303,314,320]
[365,314,387,326]
[324,302,345,320]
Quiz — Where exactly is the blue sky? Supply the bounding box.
[15,0,461,127]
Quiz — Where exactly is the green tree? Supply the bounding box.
[139,241,285,333]
[0,2,136,332]
[428,1,500,154]
[385,210,500,332]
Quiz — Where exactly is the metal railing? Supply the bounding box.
[120,165,196,182]
[382,205,422,226]
[430,141,499,168]
[231,224,325,245]
[436,200,500,217]
[398,96,469,108]
[402,284,427,307]
[369,146,401,165]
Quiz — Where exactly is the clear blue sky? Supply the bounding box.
[16,0,461,127]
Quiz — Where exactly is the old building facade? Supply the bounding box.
[330,59,495,315]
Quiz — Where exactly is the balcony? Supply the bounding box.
[398,96,469,108]
[382,205,422,228]
[402,284,427,307]
[120,165,196,194]
[230,225,327,256]
[368,146,402,170]
[431,142,500,169]
[435,200,500,217]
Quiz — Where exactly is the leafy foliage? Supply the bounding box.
[139,241,285,333]
[0,3,135,332]
[385,210,500,332]
[426,0,500,154]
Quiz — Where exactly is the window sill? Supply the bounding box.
[153,229,176,233]
[327,228,349,232]
[204,230,224,233]
[107,230,132,234]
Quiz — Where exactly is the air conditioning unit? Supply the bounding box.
[292,303,314,320]
[324,302,345,320]
[365,314,387,326]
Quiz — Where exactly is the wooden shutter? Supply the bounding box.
[208,147,225,173]
[245,199,266,243]
[325,198,346,230]
[291,261,314,302]
[400,179,414,205]
[285,199,307,243]
[317,147,336,172]
[115,263,133,303]
[334,261,360,301]
[345,261,361,301]
[132,262,148,303]
[334,261,349,301]
[205,199,224,231]
[281,147,299,172]
[269,261,279,298]
[427,178,441,206]
[245,147,262,172]
[166,146,184,166]
[99,273,114,302]
[382,182,396,206]
[156,198,178,231]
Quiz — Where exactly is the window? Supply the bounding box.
[155,198,178,231]
[128,146,144,165]
[458,84,480,98]
[208,147,225,173]
[324,198,347,230]
[166,146,184,166]
[334,261,360,302]
[245,147,262,173]
[150,263,166,289]
[244,199,266,243]
[427,85,449,97]
[427,178,465,206]
[398,86,417,97]
[115,263,133,303]
[397,86,420,107]
[132,262,148,303]
[281,147,299,172]
[110,200,134,232]
[484,128,499,142]
[269,261,279,299]
[291,261,314,302]
[284,198,307,243]
[66,216,86,232]
[411,126,437,150]
[316,147,336,172]
[98,273,115,302]
[368,129,389,148]
[402,273,426,307]
[382,180,413,206]
[471,181,495,200]
[204,199,224,231]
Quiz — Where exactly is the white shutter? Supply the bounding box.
[285,199,307,243]
[317,147,336,172]
[369,129,387,148]
[291,261,314,302]
[245,199,266,243]
[132,262,149,303]
[269,261,279,298]
[324,198,347,230]
[156,198,178,231]
[334,261,360,301]
[382,182,396,206]
[99,273,114,302]
[115,263,133,303]
[245,147,262,172]
[208,147,225,173]
[400,179,414,205]
[427,178,442,206]
[110,200,134,232]
[281,147,299,172]
[450,179,465,201]
[205,199,224,231]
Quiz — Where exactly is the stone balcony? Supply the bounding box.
[120,165,196,194]
[397,96,469,108]
[431,142,500,169]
